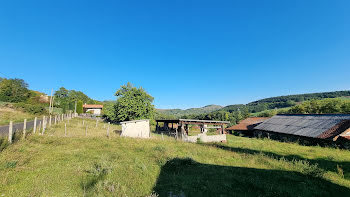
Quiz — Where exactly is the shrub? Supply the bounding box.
[14,103,46,114]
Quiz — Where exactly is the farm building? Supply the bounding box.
[156,119,229,143]
[156,119,230,135]
[254,114,350,144]
[226,117,269,135]
[83,104,103,115]
[120,119,150,138]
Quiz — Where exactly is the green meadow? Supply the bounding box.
[1,118,350,196]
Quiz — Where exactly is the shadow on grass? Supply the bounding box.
[201,143,350,180]
[153,158,350,197]
[81,162,111,194]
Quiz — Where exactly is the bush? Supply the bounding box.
[14,103,46,114]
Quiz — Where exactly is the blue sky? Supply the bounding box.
[0,0,349,109]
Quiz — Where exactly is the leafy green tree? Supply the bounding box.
[0,78,30,102]
[76,100,83,114]
[102,101,117,122]
[68,90,96,104]
[234,110,242,124]
[54,87,69,113]
[113,83,155,121]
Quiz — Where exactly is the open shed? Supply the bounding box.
[156,119,230,138]
[120,119,150,138]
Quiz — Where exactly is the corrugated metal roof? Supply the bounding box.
[254,114,350,138]
[226,117,270,131]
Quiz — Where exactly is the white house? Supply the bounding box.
[120,119,150,138]
[83,104,103,115]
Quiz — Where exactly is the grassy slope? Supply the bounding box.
[1,118,350,196]
[0,107,36,125]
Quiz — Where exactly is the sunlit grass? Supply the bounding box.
[0,118,350,196]
[0,107,36,125]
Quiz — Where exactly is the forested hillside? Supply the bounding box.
[156,105,223,117]
[220,91,350,113]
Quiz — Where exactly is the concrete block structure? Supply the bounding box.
[120,119,150,138]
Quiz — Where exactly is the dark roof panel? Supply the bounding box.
[254,114,350,138]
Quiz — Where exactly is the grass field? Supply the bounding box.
[1,118,350,196]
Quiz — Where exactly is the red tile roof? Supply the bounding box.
[226,117,269,131]
[83,104,103,109]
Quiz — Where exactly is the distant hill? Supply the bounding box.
[157,105,223,117]
[158,91,350,118]
[220,90,350,113]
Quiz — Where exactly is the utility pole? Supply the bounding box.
[49,88,53,114]
[74,101,77,116]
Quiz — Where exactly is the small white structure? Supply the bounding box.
[120,119,150,138]
[83,104,103,115]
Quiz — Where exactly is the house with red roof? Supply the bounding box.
[83,104,103,115]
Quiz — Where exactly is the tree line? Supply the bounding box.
[0,77,99,115]
[220,91,350,114]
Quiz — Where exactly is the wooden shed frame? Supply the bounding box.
[155,119,230,138]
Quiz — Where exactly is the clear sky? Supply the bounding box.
[0,0,349,109]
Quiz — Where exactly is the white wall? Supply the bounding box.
[86,109,102,115]
[121,119,150,138]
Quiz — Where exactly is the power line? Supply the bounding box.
[0,71,9,78]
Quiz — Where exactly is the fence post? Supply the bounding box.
[85,126,87,136]
[33,117,37,134]
[107,122,110,138]
[65,123,67,136]
[54,115,57,125]
[42,116,46,135]
[38,121,41,134]
[22,119,27,140]
[49,115,52,127]
[83,120,84,126]
[8,121,13,143]
[176,129,178,141]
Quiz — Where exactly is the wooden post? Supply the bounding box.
[221,125,225,134]
[54,115,57,125]
[65,123,67,136]
[85,126,87,136]
[42,116,46,134]
[107,122,110,138]
[49,89,53,114]
[161,133,164,140]
[49,115,52,127]
[8,121,13,143]
[38,121,41,134]
[83,120,84,126]
[33,117,37,134]
[74,101,77,115]
[22,119,27,139]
